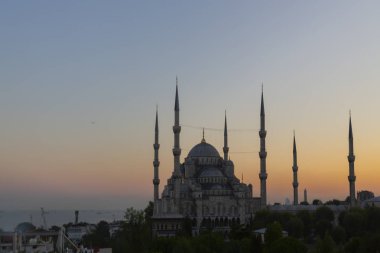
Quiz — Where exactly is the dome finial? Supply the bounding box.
[201,128,206,143]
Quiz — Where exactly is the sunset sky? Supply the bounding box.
[1,1,380,210]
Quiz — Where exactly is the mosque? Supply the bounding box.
[151,79,357,237]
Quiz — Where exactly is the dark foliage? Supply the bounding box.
[79,204,380,253]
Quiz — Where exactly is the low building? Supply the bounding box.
[357,190,375,202]
[363,196,380,208]
[66,224,95,243]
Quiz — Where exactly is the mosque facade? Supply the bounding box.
[151,80,358,237]
[151,82,266,236]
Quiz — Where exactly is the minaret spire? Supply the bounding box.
[292,131,299,205]
[223,111,229,161]
[173,79,181,177]
[259,85,268,207]
[153,107,160,201]
[348,111,356,206]
[175,77,179,111]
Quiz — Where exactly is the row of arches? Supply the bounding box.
[197,217,241,228]
[154,223,180,231]
[203,204,238,216]
[199,177,227,184]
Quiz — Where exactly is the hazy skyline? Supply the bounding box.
[1,1,380,210]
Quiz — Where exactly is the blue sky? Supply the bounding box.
[1,1,380,211]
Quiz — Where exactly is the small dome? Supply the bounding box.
[199,167,224,178]
[188,142,220,158]
[15,222,35,233]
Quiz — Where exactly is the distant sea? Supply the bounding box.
[0,210,125,231]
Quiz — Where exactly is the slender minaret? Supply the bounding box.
[153,108,160,201]
[173,78,182,177]
[348,112,356,206]
[292,132,299,205]
[223,111,229,161]
[259,86,268,207]
[304,189,308,203]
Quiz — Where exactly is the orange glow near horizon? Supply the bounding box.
[2,1,380,210]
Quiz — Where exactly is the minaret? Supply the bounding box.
[172,78,182,177]
[304,189,308,203]
[153,108,160,201]
[259,86,268,207]
[223,111,229,161]
[348,112,356,206]
[292,132,299,205]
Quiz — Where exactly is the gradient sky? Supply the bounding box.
[1,1,380,210]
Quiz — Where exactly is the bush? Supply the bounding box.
[266,237,307,253]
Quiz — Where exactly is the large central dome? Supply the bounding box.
[188,140,220,158]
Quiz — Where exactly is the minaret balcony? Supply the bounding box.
[153,178,160,185]
[153,143,160,149]
[292,166,298,172]
[348,175,356,182]
[259,151,267,158]
[223,147,229,153]
[172,147,181,156]
[347,155,355,162]
[259,130,267,138]
[173,125,181,133]
[259,172,267,180]
[293,182,299,187]
[153,160,160,167]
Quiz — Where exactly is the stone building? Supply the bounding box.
[151,82,266,236]
[150,80,363,237]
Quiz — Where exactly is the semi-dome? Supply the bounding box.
[188,140,220,158]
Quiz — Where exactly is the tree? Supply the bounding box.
[325,199,342,205]
[312,199,323,205]
[344,236,363,253]
[144,201,154,223]
[124,207,145,226]
[286,217,304,238]
[265,222,283,245]
[315,219,332,238]
[172,237,193,253]
[314,206,334,237]
[365,206,380,233]
[251,234,263,253]
[252,209,271,229]
[331,226,346,245]
[363,233,380,253]
[266,237,307,253]
[177,216,192,237]
[83,221,110,248]
[112,207,150,253]
[315,206,334,222]
[343,208,365,238]
[296,210,312,238]
[192,232,224,253]
[314,232,336,253]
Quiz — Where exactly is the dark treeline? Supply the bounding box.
[82,202,380,253]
